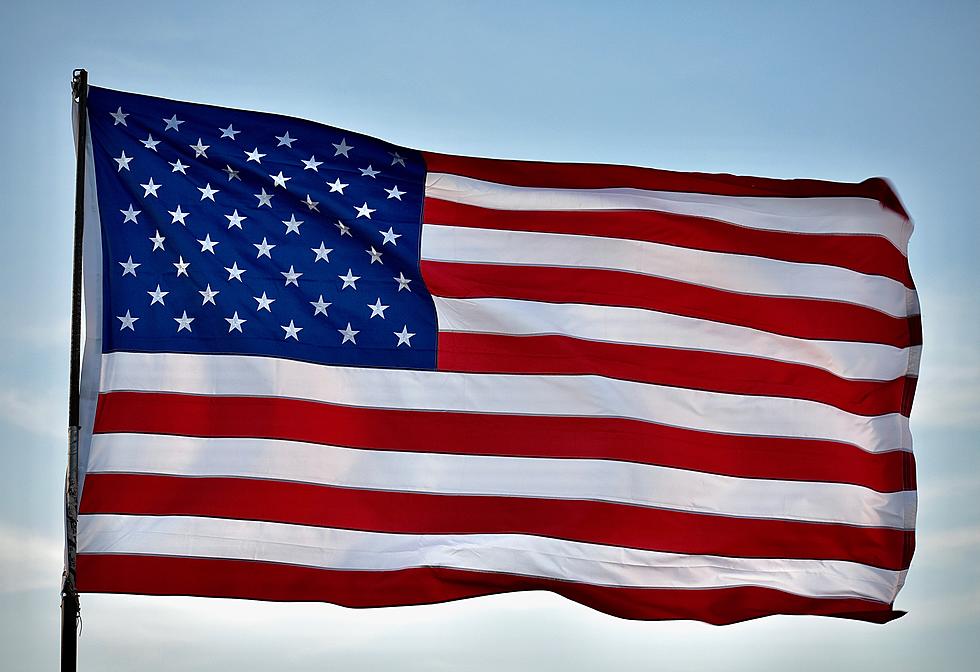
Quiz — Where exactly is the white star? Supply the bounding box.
[119,256,140,276]
[219,124,241,139]
[141,134,161,151]
[224,261,246,281]
[149,230,166,251]
[332,138,353,157]
[254,188,273,208]
[110,107,129,126]
[189,138,209,158]
[339,268,360,290]
[173,256,190,277]
[223,165,241,181]
[254,292,275,312]
[282,214,303,235]
[359,165,380,178]
[197,234,219,254]
[281,320,303,340]
[170,158,189,174]
[163,114,184,132]
[199,284,220,305]
[147,284,168,305]
[269,171,291,189]
[335,220,352,237]
[367,298,389,319]
[225,311,246,333]
[245,147,266,163]
[303,195,319,212]
[354,202,376,219]
[114,150,133,172]
[117,310,138,330]
[168,205,189,225]
[338,323,359,344]
[174,311,195,332]
[281,265,303,286]
[302,155,323,171]
[310,295,331,316]
[394,271,412,292]
[225,209,247,229]
[254,237,276,258]
[390,152,407,167]
[326,178,348,194]
[120,204,141,223]
[379,227,401,246]
[198,183,220,201]
[394,325,415,347]
[384,185,405,200]
[366,246,383,264]
[311,242,332,262]
[275,131,297,148]
[140,177,161,198]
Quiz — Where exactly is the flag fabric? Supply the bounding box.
[74,85,919,625]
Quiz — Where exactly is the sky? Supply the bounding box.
[0,0,978,669]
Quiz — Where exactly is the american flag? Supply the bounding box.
[74,85,919,624]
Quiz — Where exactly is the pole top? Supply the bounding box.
[71,69,88,103]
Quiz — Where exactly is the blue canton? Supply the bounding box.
[87,86,436,370]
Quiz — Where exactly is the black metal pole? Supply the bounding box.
[62,67,88,672]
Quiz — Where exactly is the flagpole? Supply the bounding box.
[62,67,88,672]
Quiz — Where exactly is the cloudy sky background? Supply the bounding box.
[1,1,978,669]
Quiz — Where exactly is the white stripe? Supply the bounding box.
[422,224,914,318]
[425,173,911,254]
[77,514,903,602]
[99,352,911,454]
[87,433,914,528]
[434,296,914,382]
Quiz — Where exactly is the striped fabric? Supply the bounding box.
[75,89,918,625]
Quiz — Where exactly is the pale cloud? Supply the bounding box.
[912,354,980,430]
[905,586,980,629]
[911,287,980,430]
[916,472,980,505]
[0,386,65,442]
[0,522,63,594]
[0,316,71,352]
[929,525,980,552]
[913,523,980,571]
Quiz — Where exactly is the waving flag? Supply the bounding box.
[74,85,919,624]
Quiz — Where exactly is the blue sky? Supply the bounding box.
[0,0,978,669]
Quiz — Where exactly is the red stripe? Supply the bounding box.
[422,152,910,219]
[423,198,914,287]
[94,392,916,492]
[437,332,910,417]
[79,474,914,571]
[421,260,919,348]
[76,554,901,624]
